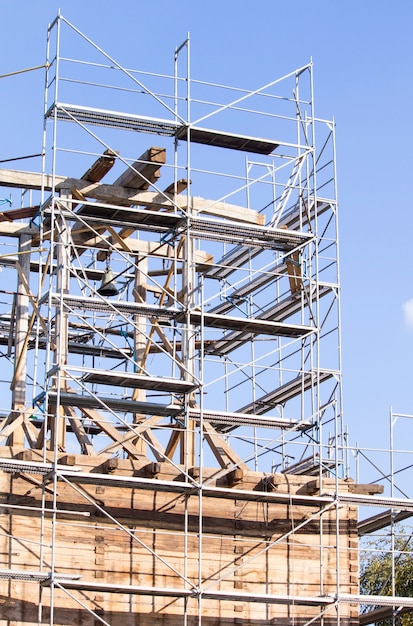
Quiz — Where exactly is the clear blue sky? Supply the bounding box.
[1,0,412,477]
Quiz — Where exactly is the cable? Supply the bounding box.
[0,153,43,164]
[0,63,49,79]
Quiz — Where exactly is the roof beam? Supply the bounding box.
[57,178,264,225]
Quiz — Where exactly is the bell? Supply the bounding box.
[97,268,119,296]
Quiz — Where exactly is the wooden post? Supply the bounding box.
[9,233,32,446]
[51,197,70,452]
[132,255,148,455]
[181,218,196,469]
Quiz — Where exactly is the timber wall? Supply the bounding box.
[0,449,359,625]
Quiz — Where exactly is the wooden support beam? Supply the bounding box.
[14,260,48,338]
[0,412,25,442]
[142,428,165,463]
[286,251,302,294]
[0,222,38,237]
[10,234,31,445]
[117,178,189,240]
[85,233,213,269]
[164,428,182,460]
[78,406,147,460]
[112,146,166,190]
[22,418,40,449]
[96,415,164,458]
[202,421,248,471]
[0,168,66,190]
[131,255,148,454]
[63,405,96,456]
[10,250,52,391]
[57,178,265,225]
[180,419,196,468]
[0,205,39,222]
[82,149,119,183]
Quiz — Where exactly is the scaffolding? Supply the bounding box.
[0,13,412,626]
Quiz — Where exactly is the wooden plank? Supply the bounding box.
[57,178,265,225]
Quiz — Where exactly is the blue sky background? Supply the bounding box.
[1,0,412,482]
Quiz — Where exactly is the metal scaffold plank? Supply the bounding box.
[358,508,413,535]
[207,284,333,356]
[49,103,281,154]
[82,369,197,393]
[179,311,314,337]
[239,371,336,414]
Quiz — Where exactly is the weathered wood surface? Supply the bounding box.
[112,147,166,190]
[0,451,359,626]
[0,168,66,190]
[57,178,265,225]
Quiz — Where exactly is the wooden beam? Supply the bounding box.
[97,237,212,268]
[286,251,302,294]
[97,415,164,456]
[164,428,182,460]
[0,205,39,222]
[78,406,148,460]
[0,412,25,442]
[113,146,166,190]
[71,147,165,257]
[57,178,265,225]
[117,178,189,240]
[10,250,52,391]
[82,149,119,183]
[0,222,38,237]
[22,417,40,449]
[10,234,31,445]
[142,428,165,463]
[15,260,48,338]
[202,421,248,471]
[66,150,119,253]
[63,405,96,456]
[0,168,66,190]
